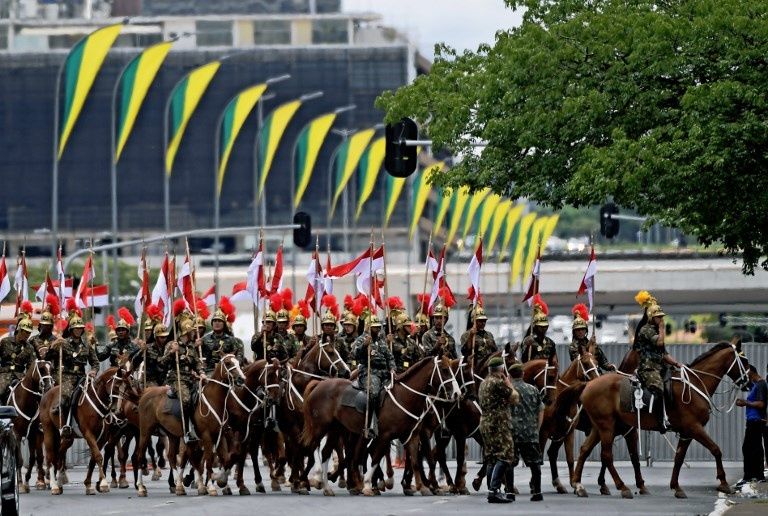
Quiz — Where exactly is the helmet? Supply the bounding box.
[572,314,588,330]
[211,308,227,323]
[395,313,411,329]
[116,318,131,331]
[292,315,307,327]
[16,317,34,334]
[195,316,207,329]
[40,310,54,326]
[432,304,448,318]
[154,324,170,338]
[321,312,337,326]
[276,309,289,323]
[647,304,666,319]
[263,311,277,323]
[415,313,430,327]
[108,329,117,341]
[144,318,155,331]
[69,316,86,329]
[179,320,195,336]
[472,306,488,321]
[368,315,382,328]
[342,313,358,326]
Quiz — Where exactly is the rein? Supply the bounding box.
[672,346,749,413]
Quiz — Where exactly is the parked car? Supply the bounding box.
[0,406,19,516]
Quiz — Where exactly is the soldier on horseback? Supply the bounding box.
[354,315,394,438]
[422,304,457,359]
[633,293,682,432]
[568,304,615,372]
[251,311,286,361]
[132,324,170,388]
[159,320,205,442]
[318,312,344,360]
[46,314,100,438]
[337,312,358,367]
[98,308,138,368]
[0,317,37,402]
[461,306,497,365]
[276,309,291,341]
[390,313,422,373]
[31,299,58,358]
[286,315,310,359]
[200,298,244,374]
[520,295,558,370]
[415,313,429,342]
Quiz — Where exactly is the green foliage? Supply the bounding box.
[377,0,768,272]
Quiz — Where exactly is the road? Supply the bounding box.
[23,460,739,516]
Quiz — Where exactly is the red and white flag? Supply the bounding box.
[231,281,251,302]
[134,254,150,318]
[82,284,109,307]
[522,247,541,305]
[429,246,446,310]
[151,254,172,325]
[467,240,483,307]
[323,253,333,295]
[246,242,266,305]
[34,273,58,301]
[270,245,284,295]
[177,255,195,309]
[56,246,66,306]
[578,246,597,312]
[305,249,324,312]
[75,255,94,309]
[0,254,11,303]
[200,284,216,306]
[14,254,29,314]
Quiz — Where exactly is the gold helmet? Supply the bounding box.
[415,313,430,327]
[646,304,666,319]
[195,315,207,329]
[432,304,448,318]
[153,324,170,338]
[116,318,130,331]
[108,329,117,341]
[472,306,488,321]
[69,316,86,329]
[368,315,382,328]
[16,317,34,334]
[263,310,277,323]
[572,304,589,330]
[292,315,308,327]
[395,313,411,329]
[342,313,358,326]
[276,309,290,323]
[531,294,549,327]
[144,318,156,331]
[321,312,337,326]
[179,319,196,336]
[40,310,55,326]
[211,308,227,323]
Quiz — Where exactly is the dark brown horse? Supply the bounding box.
[7,360,54,492]
[572,341,751,499]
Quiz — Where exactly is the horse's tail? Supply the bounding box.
[300,379,322,448]
[552,381,588,422]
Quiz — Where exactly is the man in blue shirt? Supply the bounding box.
[736,365,767,486]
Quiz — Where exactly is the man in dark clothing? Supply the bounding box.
[509,362,545,501]
[353,315,394,438]
[735,365,767,486]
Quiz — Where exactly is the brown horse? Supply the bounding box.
[301,356,461,496]
[7,360,54,492]
[572,341,751,499]
[39,367,123,495]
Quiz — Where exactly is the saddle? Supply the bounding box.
[163,387,198,419]
[618,375,672,415]
[341,384,368,414]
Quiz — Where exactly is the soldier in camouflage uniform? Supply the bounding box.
[31,309,57,359]
[520,298,559,370]
[0,317,37,402]
[195,316,207,345]
[159,320,205,442]
[568,304,615,372]
[421,305,457,359]
[634,302,682,432]
[415,313,429,342]
[45,315,100,437]
[509,362,544,501]
[390,314,422,373]
[337,313,358,367]
[276,309,290,341]
[460,306,497,365]
[285,315,311,359]
[353,315,395,438]
[97,315,138,367]
[131,324,171,388]
[251,311,288,362]
[200,307,244,374]
[479,356,519,503]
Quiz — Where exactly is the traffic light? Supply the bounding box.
[600,203,620,238]
[384,117,418,178]
[293,212,312,249]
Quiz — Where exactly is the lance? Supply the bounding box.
[527,243,541,363]
[137,246,149,390]
[168,250,187,438]
[416,231,433,320]
[363,231,374,439]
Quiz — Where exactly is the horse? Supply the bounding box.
[39,366,124,495]
[7,360,54,493]
[572,340,751,499]
[301,356,461,497]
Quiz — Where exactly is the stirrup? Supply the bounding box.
[60,425,73,437]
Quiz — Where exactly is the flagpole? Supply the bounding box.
[364,231,374,439]
[380,237,392,351]
[590,241,596,337]
[253,230,262,336]
[137,247,148,389]
[526,244,540,361]
[416,231,433,319]
[88,241,95,323]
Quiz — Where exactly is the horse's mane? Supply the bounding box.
[394,356,433,382]
[689,342,733,367]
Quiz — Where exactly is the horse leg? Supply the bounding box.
[472,458,486,492]
[83,430,110,494]
[35,432,48,489]
[668,431,694,499]
[546,439,567,494]
[319,436,335,496]
[384,447,394,491]
[406,436,432,496]
[623,428,649,495]
[44,428,59,495]
[453,436,469,495]
[84,457,98,495]
[134,423,154,497]
[573,427,600,497]
[599,429,632,499]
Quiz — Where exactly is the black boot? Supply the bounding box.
[367,411,378,440]
[504,465,516,500]
[183,405,197,443]
[530,464,543,501]
[60,400,73,438]
[488,461,512,504]
[654,392,669,434]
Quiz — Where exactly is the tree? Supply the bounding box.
[377,0,768,272]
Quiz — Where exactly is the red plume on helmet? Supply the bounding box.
[85,322,94,333]
[20,300,33,315]
[65,298,82,317]
[46,294,61,316]
[117,306,135,326]
[387,296,404,311]
[269,293,282,313]
[195,299,210,320]
[351,298,365,316]
[173,298,188,317]
[440,287,456,308]
[321,294,337,309]
[344,294,355,310]
[56,319,68,333]
[280,288,293,310]
[297,299,310,319]
[354,294,370,309]
[532,293,549,315]
[415,293,429,315]
[219,296,236,323]
[572,303,589,322]
[145,303,162,321]
[106,315,116,330]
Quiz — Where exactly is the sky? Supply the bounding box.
[341,0,524,59]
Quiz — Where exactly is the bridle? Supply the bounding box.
[317,336,350,376]
[674,345,750,412]
[8,361,54,435]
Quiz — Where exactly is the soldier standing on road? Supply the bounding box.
[509,362,544,501]
[735,365,767,487]
[461,306,497,365]
[422,305,457,359]
[479,356,519,504]
[568,303,615,372]
[0,317,37,402]
[353,315,394,438]
[520,295,558,370]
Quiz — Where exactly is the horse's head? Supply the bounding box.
[34,360,55,393]
[219,354,246,387]
[430,356,461,402]
[726,337,751,391]
[303,338,350,379]
[524,359,558,405]
[453,357,478,399]
[262,358,283,405]
[576,349,601,382]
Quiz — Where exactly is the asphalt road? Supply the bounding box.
[24,461,739,516]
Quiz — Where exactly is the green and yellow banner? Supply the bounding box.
[115,40,173,162]
[445,186,470,247]
[523,216,549,281]
[499,203,525,262]
[384,174,406,227]
[59,23,123,159]
[216,83,268,196]
[462,188,490,240]
[409,163,443,238]
[165,61,221,176]
[355,136,385,220]
[329,128,376,218]
[258,99,302,200]
[486,199,512,255]
[433,186,453,236]
[294,113,337,209]
[477,193,502,239]
[540,213,560,250]
[510,213,537,289]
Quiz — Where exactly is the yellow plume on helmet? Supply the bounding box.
[634,290,656,308]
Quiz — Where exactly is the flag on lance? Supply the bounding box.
[466,239,483,307]
[230,281,251,302]
[14,253,29,314]
[177,255,195,309]
[134,254,150,318]
[323,253,333,295]
[34,274,58,301]
[0,254,10,303]
[521,246,541,305]
[246,241,266,304]
[74,255,94,309]
[82,284,109,307]
[428,246,446,310]
[270,245,284,294]
[34,278,73,301]
[151,254,172,325]
[326,245,384,296]
[304,248,324,312]
[200,284,216,306]
[578,246,597,312]
[56,246,67,305]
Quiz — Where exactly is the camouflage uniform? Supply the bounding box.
[336,330,357,367]
[510,378,543,466]
[634,323,666,395]
[30,332,57,359]
[421,327,458,360]
[158,341,202,406]
[460,329,497,365]
[251,331,288,362]
[97,336,138,368]
[391,332,423,373]
[520,335,557,364]
[353,333,395,407]
[285,333,310,359]
[568,337,612,372]
[0,336,37,402]
[201,331,244,373]
[44,335,100,409]
[478,374,517,463]
[130,342,168,387]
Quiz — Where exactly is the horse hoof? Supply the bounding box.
[621,488,633,499]
[119,477,129,489]
[575,484,588,498]
[216,477,228,488]
[403,488,415,496]
[363,487,374,497]
[158,457,167,469]
[270,481,281,492]
[137,485,147,497]
[376,480,385,491]
[309,478,321,489]
[19,483,29,494]
[323,487,335,496]
[222,486,232,496]
[554,479,567,494]
[110,479,118,489]
[599,484,611,496]
[151,470,162,481]
[348,488,361,496]
[239,486,251,496]
[208,487,218,496]
[338,478,347,489]
[99,481,110,493]
[385,477,394,490]
[176,485,187,496]
[183,472,194,488]
[717,484,734,495]
[35,480,47,491]
[638,486,651,495]
[458,486,470,496]
[674,488,687,499]
[254,483,265,494]
[277,475,286,484]
[419,487,433,496]
[85,485,96,495]
[50,485,62,495]
[471,478,482,492]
